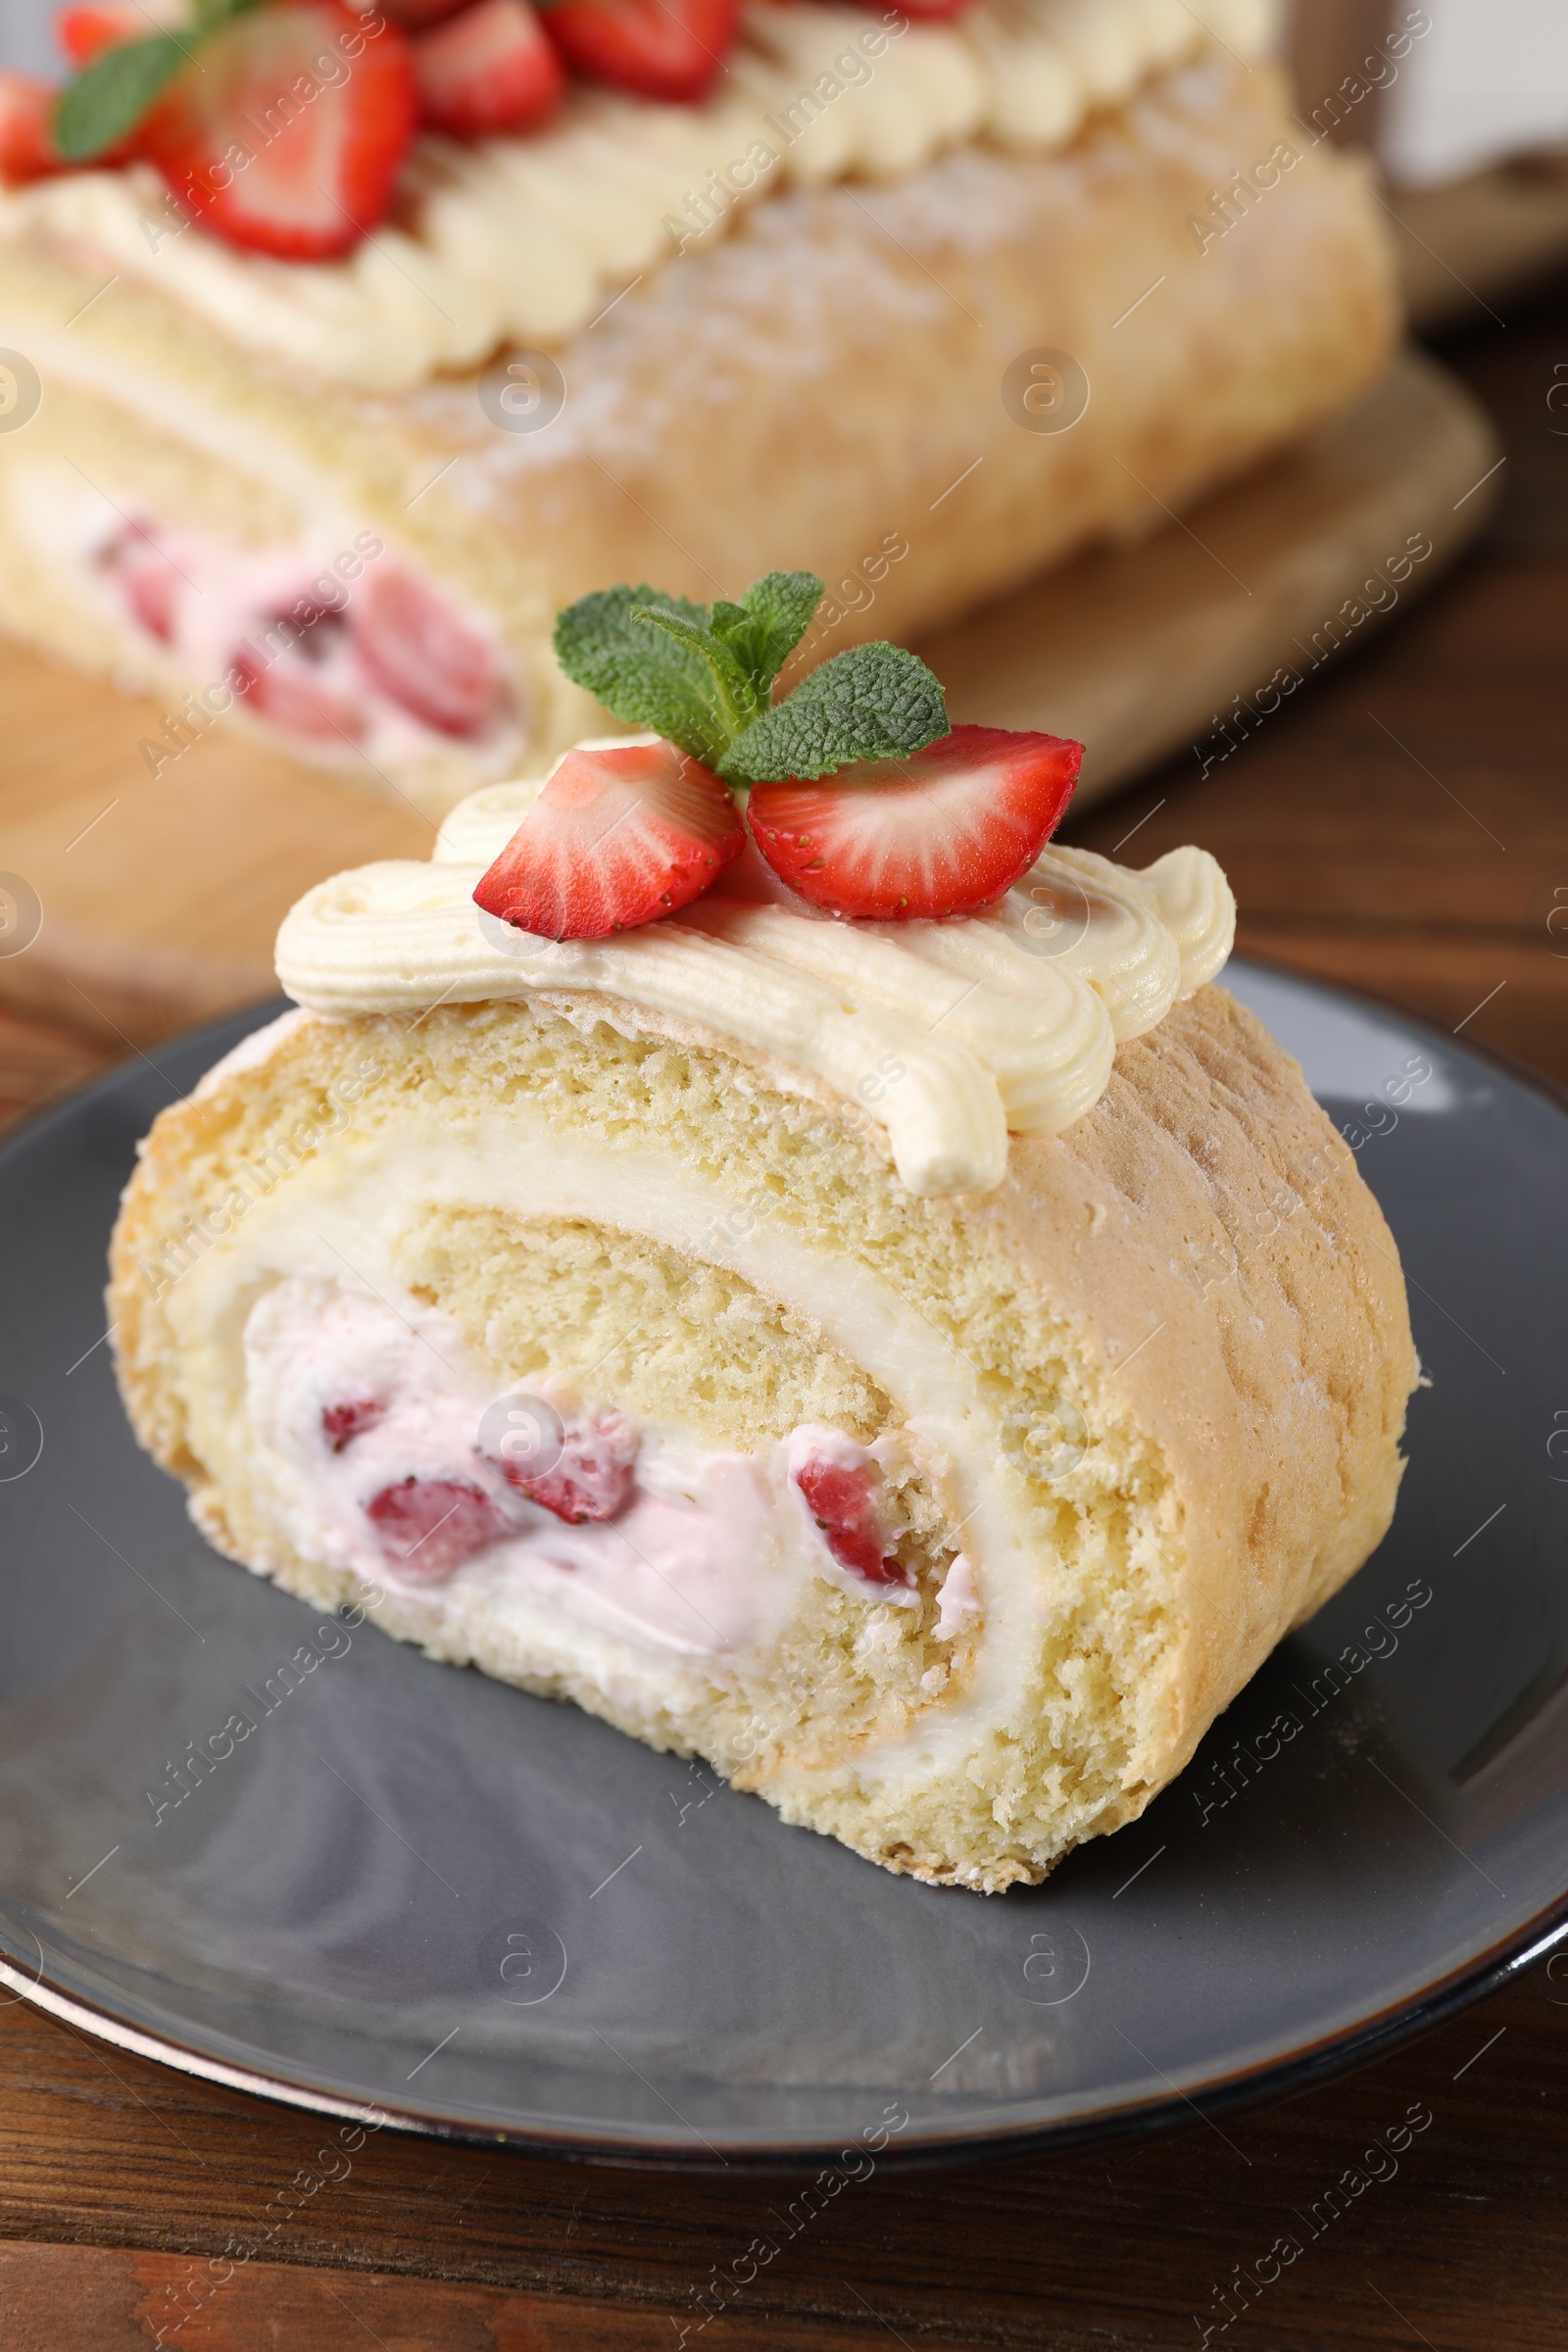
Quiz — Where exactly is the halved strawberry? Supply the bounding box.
[55,0,188,67]
[746,723,1082,922]
[793,1450,909,1591]
[490,1409,637,1523]
[474,739,745,940]
[57,4,136,65]
[413,0,564,136]
[350,564,507,740]
[137,2,416,263]
[365,1475,508,1579]
[0,72,62,185]
[539,0,736,103]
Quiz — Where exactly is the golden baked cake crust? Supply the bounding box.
[109,981,1418,1888]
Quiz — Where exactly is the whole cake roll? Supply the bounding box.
[0,0,1396,817]
[109,580,1418,1888]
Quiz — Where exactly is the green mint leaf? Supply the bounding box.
[630,603,760,738]
[719,642,949,784]
[53,30,194,163]
[708,570,822,702]
[553,584,729,765]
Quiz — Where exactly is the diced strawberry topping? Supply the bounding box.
[492,1411,637,1524]
[365,1475,508,1579]
[137,3,416,263]
[321,1397,385,1452]
[539,0,737,103]
[230,643,367,743]
[474,739,745,941]
[349,565,507,741]
[793,1452,910,1590]
[413,0,564,136]
[746,724,1083,922]
[0,72,62,186]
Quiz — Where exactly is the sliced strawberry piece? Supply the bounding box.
[56,4,134,65]
[746,723,1083,922]
[365,1475,507,1579]
[539,0,736,103]
[230,644,368,743]
[349,565,507,741]
[490,1409,637,1524]
[793,1452,910,1591]
[322,1397,385,1452]
[413,0,564,136]
[55,0,188,66]
[0,72,62,185]
[474,739,745,941]
[138,3,416,263]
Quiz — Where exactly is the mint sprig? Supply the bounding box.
[707,569,822,703]
[553,569,949,787]
[553,584,734,768]
[51,0,267,167]
[53,30,194,162]
[723,642,949,782]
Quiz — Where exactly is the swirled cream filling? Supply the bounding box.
[242,1275,912,1658]
[274,750,1235,1198]
[168,1102,1040,1781]
[0,0,1277,392]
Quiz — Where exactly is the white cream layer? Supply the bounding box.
[274,755,1236,1199]
[0,0,1277,392]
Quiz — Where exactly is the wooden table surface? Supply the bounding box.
[2,279,1566,2351]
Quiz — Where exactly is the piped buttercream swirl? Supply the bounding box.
[274,760,1235,1199]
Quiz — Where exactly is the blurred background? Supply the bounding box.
[1290,0,1568,329]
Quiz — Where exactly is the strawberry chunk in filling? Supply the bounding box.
[789,1436,913,1592]
[242,1279,932,1655]
[365,1474,512,1579]
[321,1396,386,1453]
[486,1410,638,1524]
[95,517,515,758]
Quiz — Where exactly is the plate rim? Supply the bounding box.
[3,957,1566,2171]
[4,1899,1567,2175]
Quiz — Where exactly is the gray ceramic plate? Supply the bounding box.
[2,959,1566,2169]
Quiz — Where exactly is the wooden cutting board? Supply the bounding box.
[0,348,1496,1048]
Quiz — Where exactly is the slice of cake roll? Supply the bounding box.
[0,0,1396,817]
[110,746,1418,1888]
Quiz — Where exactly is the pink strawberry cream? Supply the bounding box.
[95,516,519,770]
[242,1278,916,1659]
